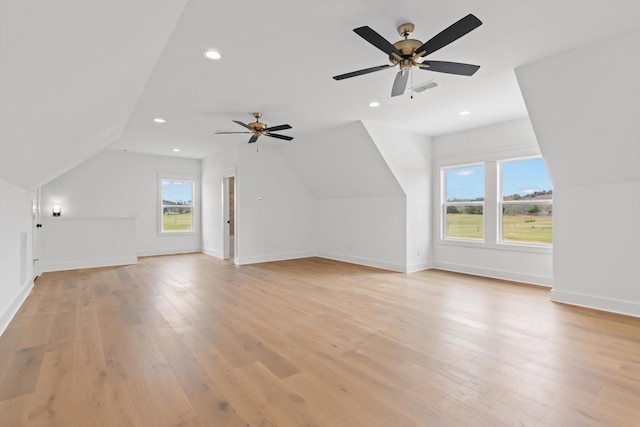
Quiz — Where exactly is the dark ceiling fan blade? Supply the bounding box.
[333,64,393,80]
[391,70,409,97]
[232,120,251,130]
[414,14,482,57]
[248,134,259,144]
[265,124,292,132]
[419,61,480,76]
[353,26,403,59]
[266,133,293,141]
[215,131,252,134]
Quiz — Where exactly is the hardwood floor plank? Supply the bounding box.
[0,254,638,426]
[0,345,46,401]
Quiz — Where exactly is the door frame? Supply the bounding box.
[222,167,237,263]
[30,187,41,279]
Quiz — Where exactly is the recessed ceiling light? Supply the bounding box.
[172,148,180,152]
[369,101,380,108]
[203,50,221,60]
[459,111,470,116]
[154,118,166,123]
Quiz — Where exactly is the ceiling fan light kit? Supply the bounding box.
[333,14,483,97]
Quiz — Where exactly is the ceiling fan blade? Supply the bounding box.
[266,133,293,141]
[419,61,480,76]
[391,70,409,97]
[415,14,482,57]
[333,64,393,80]
[265,124,292,132]
[215,131,251,134]
[353,26,403,59]
[248,134,259,144]
[232,120,251,130]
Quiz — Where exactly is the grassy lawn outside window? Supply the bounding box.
[160,178,195,233]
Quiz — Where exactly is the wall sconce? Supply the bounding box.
[52,205,61,217]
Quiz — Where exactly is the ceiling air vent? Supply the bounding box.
[411,80,439,93]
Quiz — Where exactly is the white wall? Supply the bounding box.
[432,118,553,286]
[363,121,432,272]
[39,217,137,272]
[201,142,316,264]
[315,196,407,271]
[40,150,202,257]
[0,179,34,335]
[280,122,407,270]
[236,144,316,263]
[516,29,640,316]
[201,145,239,258]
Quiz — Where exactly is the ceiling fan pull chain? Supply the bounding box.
[410,68,414,100]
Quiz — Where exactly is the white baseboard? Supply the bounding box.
[202,247,223,259]
[551,289,640,318]
[406,261,434,273]
[237,251,317,265]
[316,251,407,273]
[432,261,552,287]
[0,280,34,336]
[40,256,138,273]
[137,247,202,257]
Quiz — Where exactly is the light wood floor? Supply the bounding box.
[1,254,639,426]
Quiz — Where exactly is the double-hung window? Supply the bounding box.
[499,157,553,245]
[442,164,485,240]
[160,178,195,233]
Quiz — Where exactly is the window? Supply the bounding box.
[160,178,195,233]
[500,158,553,245]
[443,164,485,240]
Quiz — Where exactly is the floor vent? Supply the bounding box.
[411,80,439,93]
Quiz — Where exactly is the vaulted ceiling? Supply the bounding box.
[1,0,638,190]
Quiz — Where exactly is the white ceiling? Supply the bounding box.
[1,0,639,189]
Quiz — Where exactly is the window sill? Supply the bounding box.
[437,238,552,254]
[159,231,197,237]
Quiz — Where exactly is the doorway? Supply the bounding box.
[30,188,41,279]
[222,169,236,262]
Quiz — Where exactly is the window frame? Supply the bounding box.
[498,156,553,247]
[441,163,486,242]
[158,174,198,235]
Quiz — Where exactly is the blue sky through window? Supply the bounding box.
[162,180,193,204]
[502,158,552,198]
[446,165,485,201]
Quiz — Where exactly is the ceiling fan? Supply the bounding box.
[333,14,482,97]
[215,112,293,143]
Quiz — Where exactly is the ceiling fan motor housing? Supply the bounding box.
[390,38,423,70]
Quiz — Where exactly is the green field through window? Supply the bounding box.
[446,213,483,239]
[162,212,193,231]
[502,214,552,244]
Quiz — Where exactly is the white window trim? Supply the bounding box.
[158,173,198,236]
[436,149,553,253]
[498,156,553,247]
[441,163,485,242]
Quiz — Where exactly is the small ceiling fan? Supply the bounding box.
[333,14,482,97]
[215,112,293,143]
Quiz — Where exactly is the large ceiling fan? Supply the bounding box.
[215,112,293,144]
[333,14,483,97]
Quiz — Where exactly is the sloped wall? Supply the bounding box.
[280,122,407,270]
[0,1,187,190]
[516,29,640,316]
[362,121,432,272]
